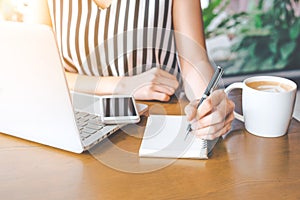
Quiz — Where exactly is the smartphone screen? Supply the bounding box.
[100,95,140,124]
[102,97,137,117]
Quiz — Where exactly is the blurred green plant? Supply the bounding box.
[208,0,300,75]
[202,0,230,37]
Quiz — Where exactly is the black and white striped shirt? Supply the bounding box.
[48,0,182,84]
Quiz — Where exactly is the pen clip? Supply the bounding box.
[210,66,224,93]
[205,66,224,95]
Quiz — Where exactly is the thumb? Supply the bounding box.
[184,100,199,121]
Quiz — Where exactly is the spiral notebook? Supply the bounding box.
[138,115,219,159]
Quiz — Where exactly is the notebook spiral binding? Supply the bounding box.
[198,139,209,159]
[202,139,208,150]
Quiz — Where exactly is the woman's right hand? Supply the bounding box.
[119,68,179,101]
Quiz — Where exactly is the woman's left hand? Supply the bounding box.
[184,89,235,140]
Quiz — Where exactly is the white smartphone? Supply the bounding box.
[99,95,140,124]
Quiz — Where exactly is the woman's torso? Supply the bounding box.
[48,0,181,83]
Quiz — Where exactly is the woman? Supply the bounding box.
[28,0,234,140]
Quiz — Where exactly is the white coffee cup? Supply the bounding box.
[225,76,297,137]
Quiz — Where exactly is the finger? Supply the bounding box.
[151,69,179,90]
[192,123,232,140]
[191,111,222,130]
[227,99,235,116]
[186,90,227,123]
[193,98,228,128]
[135,81,175,96]
[191,110,235,131]
[192,121,224,136]
[134,90,170,102]
[191,110,235,140]
[184,100,200,121]
[150,83,176,96]
[194,97,213,120]
[148,91,171,102]
[196,89,226,116]
[196,90,232,120]
[155,68,178,80]
[204,124,232,140]
[224,111,235,126]
[156,77,179,91]
[193,96,235,130]
[208,89,227,107]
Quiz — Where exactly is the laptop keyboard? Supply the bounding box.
[75,111,105,141]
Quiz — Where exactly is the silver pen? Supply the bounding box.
[184,66,224,140]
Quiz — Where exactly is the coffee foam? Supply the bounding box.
[256,85,287,93]
[246,81,293,93]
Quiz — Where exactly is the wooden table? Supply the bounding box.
[0,94,300,200]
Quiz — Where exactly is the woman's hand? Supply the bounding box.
[184,89,235,140]
[119,68,179,102]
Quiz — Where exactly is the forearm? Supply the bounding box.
[173,0,206,49]
[173,0,214,100]
[65,72,128,95]
[65,68,180,102]
[181,60,214,101]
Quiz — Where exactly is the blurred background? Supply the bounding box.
[0,0,28,22]
[202,0,300,86]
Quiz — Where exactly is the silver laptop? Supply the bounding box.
[0,21,143,153]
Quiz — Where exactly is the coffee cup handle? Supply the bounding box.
[224,82,244,122]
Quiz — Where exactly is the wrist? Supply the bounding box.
[95,76,126,95]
